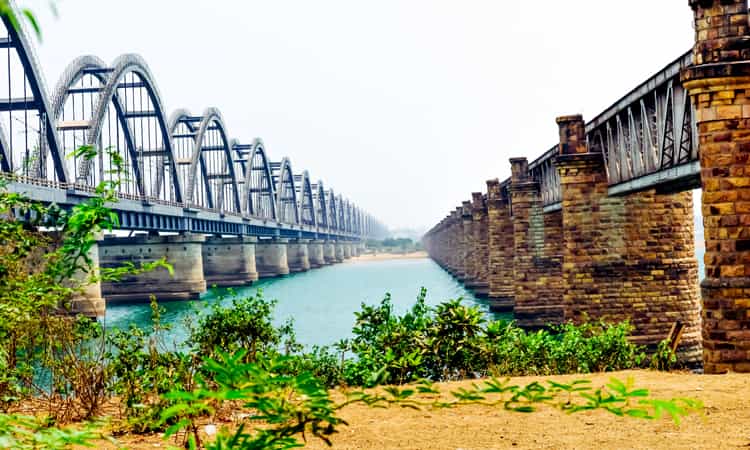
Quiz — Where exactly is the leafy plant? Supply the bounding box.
[0,413,105,449]
[162,350,704,450]
[651,338,678,371]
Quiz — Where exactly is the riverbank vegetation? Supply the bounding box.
[0,9,702,448]
[365,237,423,254]
[0,148,700,448]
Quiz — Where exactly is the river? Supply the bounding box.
[104,257,507,349]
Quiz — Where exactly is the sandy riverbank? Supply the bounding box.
[348,251,428,262]
[100,369,749,449]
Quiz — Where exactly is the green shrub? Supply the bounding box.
[189,290,296,363]
[344,289,646,385]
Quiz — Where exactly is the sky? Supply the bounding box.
[24,0,696,232]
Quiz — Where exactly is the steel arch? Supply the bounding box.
[244,138,277,220]
[189,108,241,213]
[295,170,316,226]
[314,180,328,228]
[53,55,143,197]
[337,194,345,233]
[272,157,299,224]
[0,10,67,181]
[71,55,181,199]
[327,189,338,231]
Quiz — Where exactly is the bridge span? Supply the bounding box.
[424,1,750,374]
[0,8,386,316]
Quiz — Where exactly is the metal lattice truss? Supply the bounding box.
[522,51,698,207]
[529,146,561,206]
[587,52,697,190]
[0,5,378,236]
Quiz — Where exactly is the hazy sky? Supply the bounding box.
[25,0,695,231]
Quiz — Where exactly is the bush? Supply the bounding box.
[343,288,646,385]
[189,290,297,363]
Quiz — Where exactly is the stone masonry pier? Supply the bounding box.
[424,0,750,370]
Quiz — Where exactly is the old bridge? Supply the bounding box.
[424,1,750,373]
[0,7,386,317]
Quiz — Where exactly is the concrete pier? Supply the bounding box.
[99,233,207,303]
[342,242,352,259]
[308,240,326,268]
[255,238,290,278]
[334,242,345,263]
[70,236,106,318]
[202,236,258,287]
[324,241,337,264]
[287,239,311,272]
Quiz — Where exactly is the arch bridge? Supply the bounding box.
[0,7,386,315]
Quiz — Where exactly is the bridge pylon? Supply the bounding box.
[683,0,750,373]
[555,115,702,365]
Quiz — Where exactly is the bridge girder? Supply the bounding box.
[0,6,374,240]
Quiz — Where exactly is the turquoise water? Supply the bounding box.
[105,258,504,349]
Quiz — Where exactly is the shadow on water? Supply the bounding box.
[105,258,509,349]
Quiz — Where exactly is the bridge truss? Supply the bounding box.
[0,10,381,240]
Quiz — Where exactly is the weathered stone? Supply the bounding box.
[510,157,564,329]
[486,179,514,311]
[684,0,750,372]
[556,115,702,366]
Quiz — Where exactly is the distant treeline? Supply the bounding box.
[366,237,423,252]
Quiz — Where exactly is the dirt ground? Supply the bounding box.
[102,369,750,450]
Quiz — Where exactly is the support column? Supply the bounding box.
[683,0,750,373]
[510,157,563,328]
[486,179,514,312]
[454,207,467,280]
[202,236,258,287]
[255,238,290,278]
[308,240,326,268]
[334,242,345,263]
[323,241,337,264]
[556,114,701,365]
[100,233,207,303]
[467,192,490,297]
[342,242,353,259]
[461,200,477,287]
[287,239,311,272]
[70,234,105,317]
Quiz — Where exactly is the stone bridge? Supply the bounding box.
[423,1,750,374]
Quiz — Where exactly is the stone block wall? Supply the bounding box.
[461,203,474,282]
[556,115,701,365]
[510,157,564,328]
[468,193,490,296]
[683,0,750,372]
[486,179,514,311]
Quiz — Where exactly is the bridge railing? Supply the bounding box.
[488,50,698,208]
